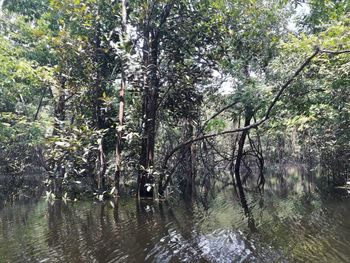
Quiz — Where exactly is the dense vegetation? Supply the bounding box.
[0,0,349,200]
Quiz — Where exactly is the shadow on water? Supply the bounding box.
[0,166,350,262]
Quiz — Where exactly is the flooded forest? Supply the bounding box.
[0,0,349,262]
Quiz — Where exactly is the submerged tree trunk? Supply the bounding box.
[230,115,241,189]
[233,109,257,232]
[234,108,253,199]
[237,186,257,232]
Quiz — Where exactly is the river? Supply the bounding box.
[0,166,349,262]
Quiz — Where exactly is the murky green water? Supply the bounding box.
[0,167,349,262]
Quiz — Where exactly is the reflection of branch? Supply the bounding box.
[163,47,349,168]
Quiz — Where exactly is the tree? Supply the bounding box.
[0,11,53,174]
[268,14,350,184]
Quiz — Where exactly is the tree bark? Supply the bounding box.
[248,131,265,189]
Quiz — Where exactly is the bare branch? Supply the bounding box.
[320,49,350,55]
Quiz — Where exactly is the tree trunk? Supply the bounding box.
[115,0,127,196]
[138,3,173,198]
[234,109,257,232]
[234,108,253,199]
[138,29,159,198]
[93,10,108,191]
[34,87,46,121]
[97,138,106,190]
[181,118,196,197]
[114,80,124,194]
[248,131,265,189]
[52,77,66,197]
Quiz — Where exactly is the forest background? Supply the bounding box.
[0,0,349,200]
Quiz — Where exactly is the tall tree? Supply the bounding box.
[115,0,128,196]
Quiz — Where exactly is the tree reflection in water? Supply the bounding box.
[1,170,350,262]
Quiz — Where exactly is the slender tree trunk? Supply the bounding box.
[114,84,125,195]
[230,115,240,188]
[248,130,265,189]
[34,87,46,121]
[52,77,66,197]
[93,17,105,130]
[93,5,110,191]
[115,0,127,196]
[234,108,253,199]
[97,138,106,190]
[138,21,149,198]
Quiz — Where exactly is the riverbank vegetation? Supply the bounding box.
[0,0,349,201]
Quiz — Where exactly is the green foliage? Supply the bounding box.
[47,121,105,178]
[301,0,350,33]
[0,12,53,173]
[268,15,350,182]
[205,118,227,132]
[0,0,349,198]
[3,0,49,19]
[0,113,47,173]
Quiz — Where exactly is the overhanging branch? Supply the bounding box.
[320,49,350,55]
[162,47,349,168]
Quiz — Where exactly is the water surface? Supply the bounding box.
[0,167,349,262]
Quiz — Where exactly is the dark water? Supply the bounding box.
[0,167,350,263]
